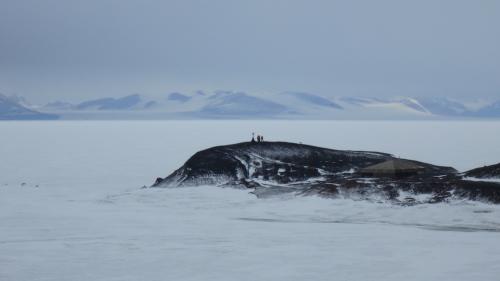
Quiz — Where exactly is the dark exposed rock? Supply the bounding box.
[465,163,500,179]
[298,176,500,204]
[153,142,500,204]
[154,177,164,185]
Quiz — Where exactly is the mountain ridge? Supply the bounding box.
[0,94,59,120]
[2,91,500,120]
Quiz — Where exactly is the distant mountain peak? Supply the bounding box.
[75,94,142,110]
[30,91,500,120]
[167,92,191,102]
[0,94,58,120]
[281,92,343,109]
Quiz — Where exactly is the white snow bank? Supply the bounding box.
[464,177,500,183]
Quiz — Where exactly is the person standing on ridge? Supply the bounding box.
[251,132,256,143]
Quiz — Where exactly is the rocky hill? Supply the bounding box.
[465,163,500,179]
[150,142,500,204]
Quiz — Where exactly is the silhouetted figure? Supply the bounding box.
[251,132,256,143]
[261,135,264,142]
[257,135,261,142]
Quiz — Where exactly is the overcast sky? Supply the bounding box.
[1,0,499,103]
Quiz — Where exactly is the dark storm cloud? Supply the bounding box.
[1,0,499,102]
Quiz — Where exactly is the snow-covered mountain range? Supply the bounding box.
[2,91,500,120]
[0,94,58,120]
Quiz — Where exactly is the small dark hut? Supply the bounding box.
[360,159,425,177]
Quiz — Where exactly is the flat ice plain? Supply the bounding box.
[1,120,500,281]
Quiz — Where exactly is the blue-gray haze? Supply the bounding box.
[1,0,499,103]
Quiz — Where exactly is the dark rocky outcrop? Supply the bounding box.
[153,142,500,204]
[465,163,500,179]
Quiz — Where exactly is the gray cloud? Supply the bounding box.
[1,0,499,103]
